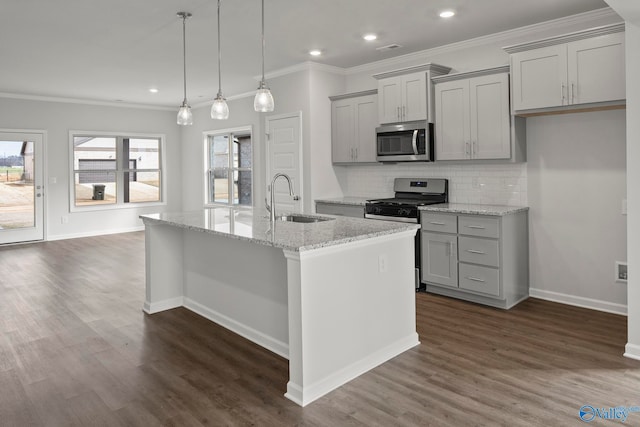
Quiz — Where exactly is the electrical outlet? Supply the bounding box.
[616,261,628,283]
[378,254,388,273]
[61,216,68,224]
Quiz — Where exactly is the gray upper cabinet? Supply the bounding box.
[330,90,378,164]
[505,23,625,114]
[373,63,451,125]
[433,66,524,162]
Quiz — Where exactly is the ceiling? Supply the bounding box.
[0,0,612,109]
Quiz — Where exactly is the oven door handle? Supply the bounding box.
[411,129,419,155]
[365,213,418,223]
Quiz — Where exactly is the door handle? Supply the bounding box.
[397,106,400,120]
[402,105,406,120]
[466,276,485,283]
[466,249,485,254]
[465,142,470,156]
[571,83,575,104]
[466,225,486,230]
[411,130,419,155]
[472,141,477,156]
[429,221,446,226]
[561,83,565,105]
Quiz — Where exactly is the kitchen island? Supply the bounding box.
[140,208,420,406]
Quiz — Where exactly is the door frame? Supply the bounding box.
[0,128,47,244]
[265,111,304,212]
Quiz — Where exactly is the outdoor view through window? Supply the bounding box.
[0,139,34,229]
[72,135,161,207]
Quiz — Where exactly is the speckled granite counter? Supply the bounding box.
[141,207,420,406]
[420,203,529,216]
[140,207,418,252]
[314,197,370,206]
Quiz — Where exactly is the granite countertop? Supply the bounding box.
[140,208,419,252]
[420,203,529,216]
[314,197,371,206]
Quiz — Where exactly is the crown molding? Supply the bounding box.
[345,7,620,76]
[0,92,174,111]
[503,22,624,53]
[431,65,510,83]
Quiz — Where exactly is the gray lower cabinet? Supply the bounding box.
[315,202,364,218]
[420,210,528,309]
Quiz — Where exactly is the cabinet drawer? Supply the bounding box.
[458,216,499,238]
[421,212,457,233]
[459,264,500,297]
[316,203,364,218]
[459,236,499,267]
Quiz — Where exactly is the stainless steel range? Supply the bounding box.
[365,178,448,289]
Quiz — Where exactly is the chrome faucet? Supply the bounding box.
[266,173,298,223]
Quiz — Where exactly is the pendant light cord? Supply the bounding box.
[182,14,187,103]
[260,0,265,84]
[217,0,223,97]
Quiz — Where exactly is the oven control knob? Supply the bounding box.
[374,207,382,214]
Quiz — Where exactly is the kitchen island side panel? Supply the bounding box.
[285,230,420,406]
[182,228,290,358]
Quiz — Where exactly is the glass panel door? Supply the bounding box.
[0,132,44,244]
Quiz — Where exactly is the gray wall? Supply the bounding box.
[527,110,627,310]
[0,97,181,240]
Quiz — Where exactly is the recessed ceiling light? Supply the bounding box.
[149,88,159,93]
[363,34,377,41]
[309,49,322,56]
[439,10,455,18]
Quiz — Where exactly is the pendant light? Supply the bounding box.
[177,12,193,125]
[254,0,274,112]
[211,0,229,120]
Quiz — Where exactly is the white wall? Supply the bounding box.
[623,22,640,357]
[527,110,627,312]
[0,97,181,240]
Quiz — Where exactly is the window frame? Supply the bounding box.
[68,130,166,212]
[203,126,254,208]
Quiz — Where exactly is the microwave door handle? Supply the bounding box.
[411,130,419,155]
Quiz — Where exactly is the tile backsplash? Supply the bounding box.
[338,163,527,206]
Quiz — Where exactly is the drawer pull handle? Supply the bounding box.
[466,225,486,230]
[429,221,446,225]
[466,276,485,283]
[466,249,485,254]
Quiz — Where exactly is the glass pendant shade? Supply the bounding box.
[177,101,193,125]
[211,94,229,120]
[254,83,274,112]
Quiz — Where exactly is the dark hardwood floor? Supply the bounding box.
[1,232,638,426]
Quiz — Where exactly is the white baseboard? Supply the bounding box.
[183,297,289,359]
[624,344,640,361]
[143,297,184,314]
[47,225,144,241]
[285,333,420,407]
[529,288,627,316]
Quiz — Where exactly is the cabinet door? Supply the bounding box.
[435,80,470,160]
[511,45,567,111]
[331,98,355,163]
[402,72,427,122]
[354,94,378,162]
[378,77,402,124]
[421,232,458,287]
[470,73,511,159]
[567,32,625,105]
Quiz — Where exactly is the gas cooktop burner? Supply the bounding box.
[368,198,444,207]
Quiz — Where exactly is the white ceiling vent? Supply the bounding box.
[376,44,403,52]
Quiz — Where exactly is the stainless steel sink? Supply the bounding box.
[277,214,334,223]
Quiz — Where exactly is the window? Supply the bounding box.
[205,127,253,207]
[70,132,164,209]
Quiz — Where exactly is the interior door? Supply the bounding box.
[266,113,302,214]
[0,131,44,244]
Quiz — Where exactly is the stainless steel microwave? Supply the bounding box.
[376,121,434,162]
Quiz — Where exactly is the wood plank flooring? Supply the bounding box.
[1,232,638,426]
